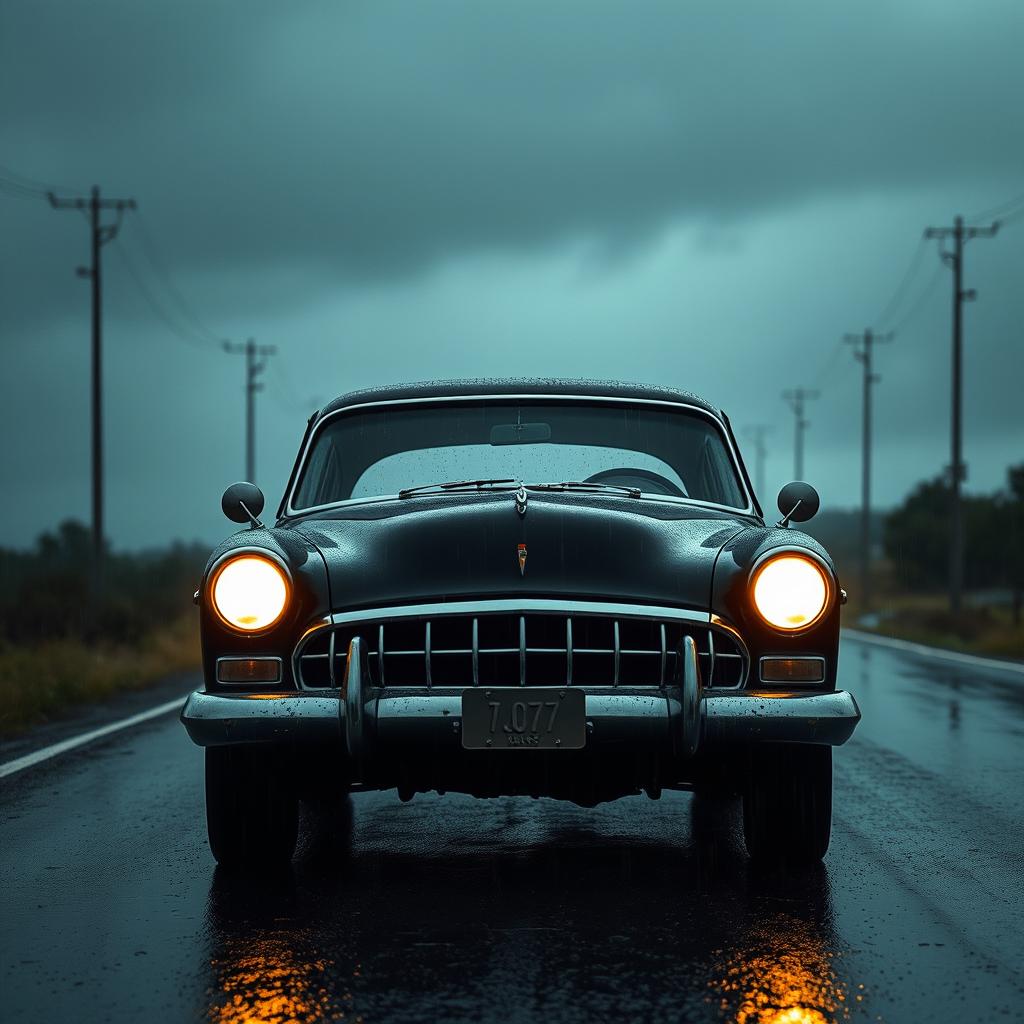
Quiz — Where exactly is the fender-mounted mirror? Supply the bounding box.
[221,481,265,527]
[776,481,820,526]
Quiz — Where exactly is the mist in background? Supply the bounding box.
[2,0,1022,549]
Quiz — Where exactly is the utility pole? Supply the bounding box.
[743,425,772,500]
[844,329,892,612]
[924,215,998,613]
[781,388,819,480]
[223,339,276,483]
[48,185,136,584]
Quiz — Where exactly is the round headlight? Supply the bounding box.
[211,554,289,632]
[751,553,830,631]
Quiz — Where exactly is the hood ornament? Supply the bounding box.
[515,483,528,517]
[517,543,528,576]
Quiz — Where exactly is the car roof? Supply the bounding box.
[317,379,722,420]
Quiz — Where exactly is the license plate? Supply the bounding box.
[461,687,586,750]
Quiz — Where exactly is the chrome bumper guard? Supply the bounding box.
[182,637,860,754]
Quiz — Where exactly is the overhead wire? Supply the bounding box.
[111,238,222,352]
[0,163,85,197]
[966,188,1024,224]
[883,261,945,337]
[874,237,929,330]
[127,211,225,346]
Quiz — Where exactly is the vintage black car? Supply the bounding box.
[182,379,860,866]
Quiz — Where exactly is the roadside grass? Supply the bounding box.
[0,612,200,738]
[844,589,1024,660]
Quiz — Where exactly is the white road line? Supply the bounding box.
[0,695,187,780]
[842,628,1024,676]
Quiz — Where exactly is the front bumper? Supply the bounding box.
[181,688,860,750]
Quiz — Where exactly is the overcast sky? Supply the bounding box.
[2,0,1022,549]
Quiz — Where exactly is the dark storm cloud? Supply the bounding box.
[2,0,1023,548]
[4,0,1023,318]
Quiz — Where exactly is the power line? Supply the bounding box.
[781,388,819,481]
[223,339,276,484]
[874,237,929,329]
[884,260,945,336]
[923,214,999,613]
[966,188,1024,224]
[0,162,84,196]
[742,425,772,500]
[128,212,224,345]
[48,185,136,587]
[112,240,222,352]
[843,329,892,612]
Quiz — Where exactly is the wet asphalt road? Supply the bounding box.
[2,633,1022,1023]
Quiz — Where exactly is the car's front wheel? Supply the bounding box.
[742,743,832,864]
[205,745,299,868]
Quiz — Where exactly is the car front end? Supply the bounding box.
[182,381,860,866]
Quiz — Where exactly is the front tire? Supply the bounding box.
[743,744,832,865]
[205,746,299,868]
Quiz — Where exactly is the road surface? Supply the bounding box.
[2,634,1022,1022]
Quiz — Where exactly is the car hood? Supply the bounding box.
[290,493,750,614]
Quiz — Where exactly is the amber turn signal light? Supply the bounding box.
[759,657,826,684]
[216,657,282,684]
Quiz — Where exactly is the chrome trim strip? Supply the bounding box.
[319,598,712,628]
[215,656,283,686]
[281,394,755,519]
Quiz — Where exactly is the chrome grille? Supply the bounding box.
[296,609,745,690]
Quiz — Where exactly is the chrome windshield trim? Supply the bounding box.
[280,394,756,519]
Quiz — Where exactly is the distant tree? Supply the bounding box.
[883,474,1008,593]
[1003,464,1024,624]
[883,477,950,590]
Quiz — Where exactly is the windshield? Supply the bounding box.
[291,400,747,510]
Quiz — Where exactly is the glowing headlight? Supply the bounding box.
[751,554,830,631]
[211,555,289,631]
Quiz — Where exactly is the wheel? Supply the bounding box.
[742,744,832,865]
[205,745,299,868]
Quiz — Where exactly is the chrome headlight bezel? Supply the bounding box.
[748,547,835,634]
[207,548,293,635]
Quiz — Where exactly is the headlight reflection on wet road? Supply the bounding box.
[208,936,346,1024]
[708,914,855,1024]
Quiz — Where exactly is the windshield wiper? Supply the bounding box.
[397,478,518,499]
[527,481,642,498]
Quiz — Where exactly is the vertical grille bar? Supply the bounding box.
[613,620,621,687]
[425,620,432,689]
[566,618,574,686]
[707,628,716,688]
[472,617,479,686]
[519,615,526,686]
[659,623,667,687]
[378,624,385,687]
[328,628,337,688]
